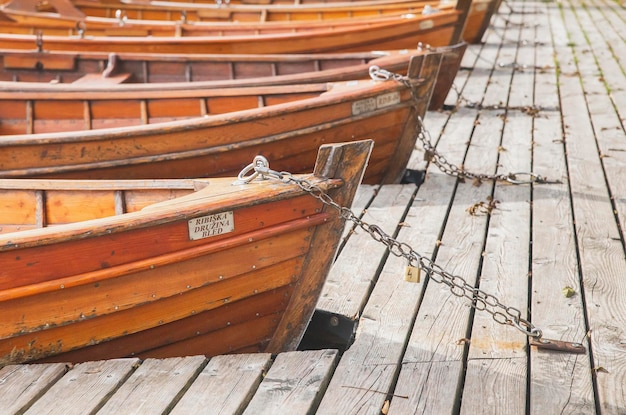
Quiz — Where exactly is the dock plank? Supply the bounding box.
[242,350,338,415]
[170,354,271,415]
[506,0,535,110]
[461,112,531,415]
[557,0,626,410]
[526,6,596,410]
[459,5,533,412]
[97,356,206,414]
[0,363,67,415]
[383,170,462,415]
[461,358,527,414]
[530,111,596,413]
[23,359,138,415]
[316,184,417,326]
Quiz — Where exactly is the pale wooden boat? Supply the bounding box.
[0,140,371,365]
[0,0,469,53]
[0,42,466,109]
[0,51,442,183]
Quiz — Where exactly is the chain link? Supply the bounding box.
[242,163,543,340]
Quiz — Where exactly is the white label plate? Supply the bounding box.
[352,92,400,116]
[188,211,234,240]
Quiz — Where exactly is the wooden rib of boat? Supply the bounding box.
[0,139,372,365]
[0,42,466,110]
[0,0,470,52]
[0,51,442,183]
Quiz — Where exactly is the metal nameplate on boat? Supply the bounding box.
[188,211,234,240]
[352,92,401,116]
[419,19,434,30]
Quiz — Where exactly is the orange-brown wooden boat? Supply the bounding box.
[71,0,498,43]
[2,0,440,27]
[0,0,470,53]
[0,139,371,365]
[0,0,494,43]
[0,51,441,183]
[0,42,466,109]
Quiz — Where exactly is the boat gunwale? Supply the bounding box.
[0,175,342,248]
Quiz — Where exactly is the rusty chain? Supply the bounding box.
[238,157,543,340]
[234,67,588,352]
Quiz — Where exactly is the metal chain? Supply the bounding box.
[240,159,543,340]
[368,66,557,185]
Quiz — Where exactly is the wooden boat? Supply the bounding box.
[0,140,372,365]
[1,0,492,43]
[0,11,453,37]
[0,51,442,183]
[4,0,441,25]
[0,0,470,52]
[75,0,499,43]
[0,42,466,109]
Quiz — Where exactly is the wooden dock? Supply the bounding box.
[2,0,626,412]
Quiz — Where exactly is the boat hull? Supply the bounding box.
[0,52,443,183]
[0,140,372,365]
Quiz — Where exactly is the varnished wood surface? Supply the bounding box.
[0,0,496,44]
[0,52,441,185]
[0,43,467,113]
[0,140,372,365]
[0,0,467,53]
[2,0,626,412]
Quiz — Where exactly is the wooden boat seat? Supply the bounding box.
[71,72,133,85]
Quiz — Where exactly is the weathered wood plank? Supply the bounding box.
[316,257,424,415]
[170,354,271,415]
[0,363,67,415]
[384,170,462,415]
[407,110,448,174]
[242,350,338,415]
[556,0,626,411]
[23,359,139,415]
[388,360,463,414]
[481,11,521,108]
[97,356,206,414]
[461,358,527,414]
[316,185,417,321]
[507,0,537,110]
[462,112,531,414]
[459,4,532,412]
